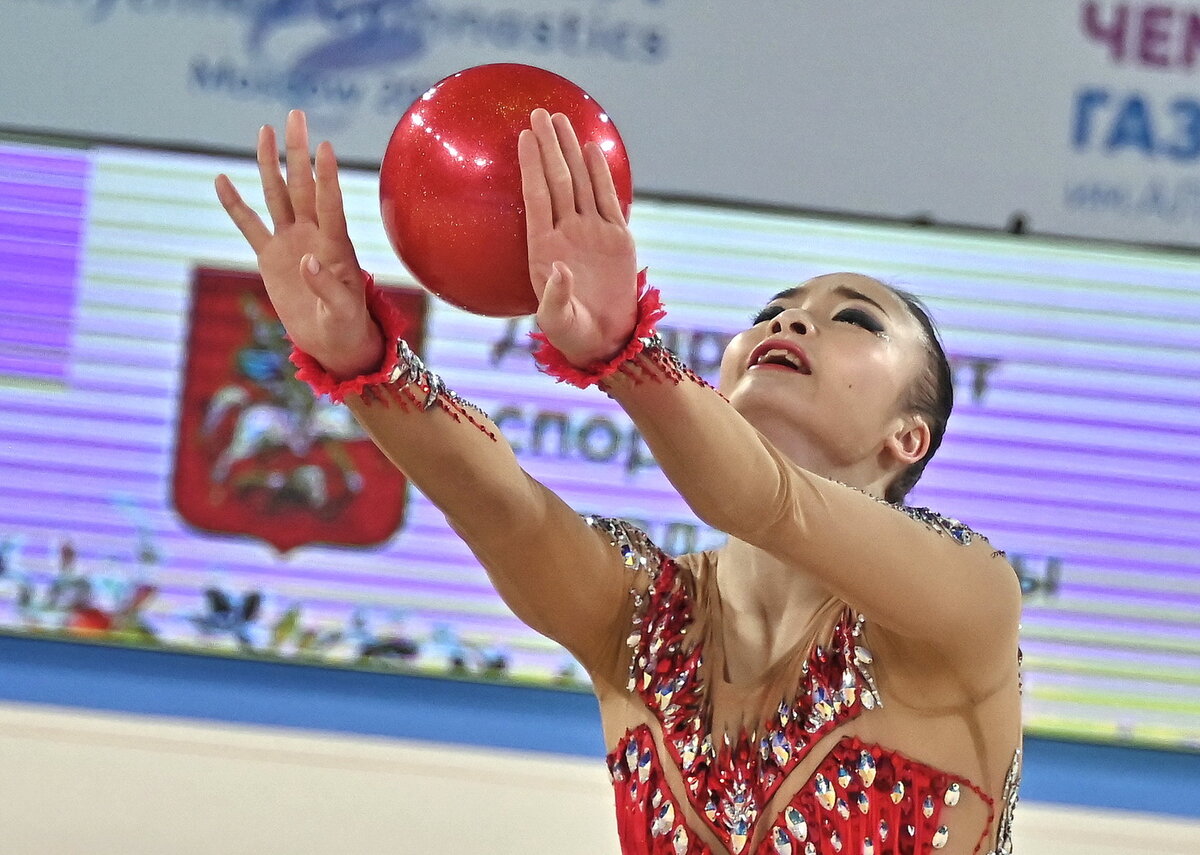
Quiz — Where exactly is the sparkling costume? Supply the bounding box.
[589,516,1020,855]
[296,276,1023,855]
[536,281,1023,855]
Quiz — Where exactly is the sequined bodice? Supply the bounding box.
[590,517,1019,855]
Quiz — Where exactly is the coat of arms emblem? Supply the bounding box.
[173,267,427,553]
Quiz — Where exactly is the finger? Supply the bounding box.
[551,112,595,215]
[300,253,354,311]
[285,110,318,223]
[518,129,554,236]
[257,124,295,228]
[215,174,272,253]
[314,141,353,247]
[584,143,627,224]
[530,108,574,222]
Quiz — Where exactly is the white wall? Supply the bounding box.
[5,2,1200,247]
[2,701,1197,855]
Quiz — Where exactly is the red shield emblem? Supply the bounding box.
[173,267,427,553]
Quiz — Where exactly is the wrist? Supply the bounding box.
[290,274,411,402]
[555,332,627,373]
[323,321,385,381]
[531,270,666,389]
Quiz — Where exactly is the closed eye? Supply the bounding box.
[834,307,885,335]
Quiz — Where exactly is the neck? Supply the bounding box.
[715,537,834,660]
[756,421,898,504]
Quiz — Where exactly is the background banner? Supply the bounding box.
[0,135,1197,752]
[7,2,1200,246]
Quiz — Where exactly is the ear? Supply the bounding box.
[884,414,931,468]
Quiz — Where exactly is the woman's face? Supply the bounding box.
[719,273,931,471]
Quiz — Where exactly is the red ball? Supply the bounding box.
[379,63,633,317]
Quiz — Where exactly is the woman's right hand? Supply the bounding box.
[215,110,383,380]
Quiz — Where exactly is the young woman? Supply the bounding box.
[215,109,1022,855]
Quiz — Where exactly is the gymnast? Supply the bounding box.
[216,108,1022,855]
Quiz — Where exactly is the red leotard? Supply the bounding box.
[591,518,1020,855]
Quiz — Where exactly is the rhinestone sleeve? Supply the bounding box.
[899,505,997,551]
[985,749,1021,855]
[583,515,669,693]
[835,480,1002,555]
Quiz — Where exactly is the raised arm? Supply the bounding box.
[213,111,634,674]
[521,111,1020,658]
[603,365,1020,652]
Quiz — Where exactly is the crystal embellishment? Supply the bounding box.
[785,806,808,841]
[651,801,675,837]
[772,731,792,765]
[815,773,836,810]
[596,514,1015,855]
[986,748,1022,855]
[772,827,792,855]
[857,791,870,814]
[672,827,689,855]
[858,750,877,787]
[895,502,999,549]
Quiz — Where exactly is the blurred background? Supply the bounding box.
[0,1,1197,853]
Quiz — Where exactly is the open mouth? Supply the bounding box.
[747,340,812,374]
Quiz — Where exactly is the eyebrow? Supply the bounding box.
[766,285,892,318]
[832,285,891,318]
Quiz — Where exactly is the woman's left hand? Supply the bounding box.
[519,109,639,368]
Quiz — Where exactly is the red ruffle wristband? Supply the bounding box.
[530,270,667,389]
[289,273,410,404]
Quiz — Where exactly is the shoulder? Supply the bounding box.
[583,515,666,564]
[584,516,707,693]
[895,504,1002,553]
[580,513,700,595]
[896,504,1021,608]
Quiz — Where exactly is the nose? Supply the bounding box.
[769,308,811,337]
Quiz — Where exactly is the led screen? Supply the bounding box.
[0,137,1196,752]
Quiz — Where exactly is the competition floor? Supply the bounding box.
[1,636,1197,855]
[2,702,1198,855]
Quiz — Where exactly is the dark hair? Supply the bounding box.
[884,287,954,504]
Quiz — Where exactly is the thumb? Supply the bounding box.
[300,254,355,310]
[544,261,576,309]
[538,262,576,322]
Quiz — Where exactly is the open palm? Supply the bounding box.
[519,109,639,367]
[214,111,382,380]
